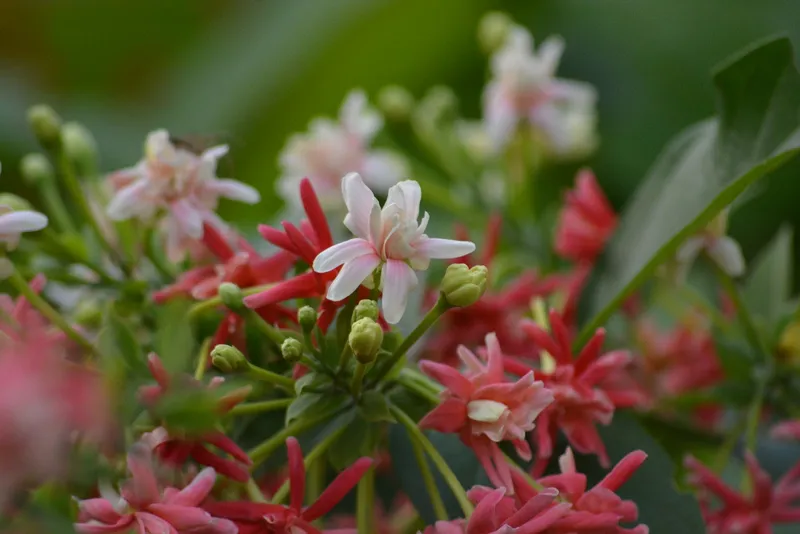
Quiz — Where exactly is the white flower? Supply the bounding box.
[106,130,260,262]
[277,90,407,210]
[483,26,597,155]
[312,173,475,324]
[676,208,745,278]
[0,163,48,251]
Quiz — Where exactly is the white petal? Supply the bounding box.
[708,236,746,277]
[467,400,509,423]
[206,179,260,204]
[537,35,565,77]
[313,238,373,273]
[415,238,476,260]
[327,254,381,302]
[342,172,380,240]
[106,180,149,220]
[0,211,48,234]
[340,90,382,141]
[381,259,418,324]
[362,151,407,192]
[201,144,230,162]
[676,236,705,265]
[171,199,205,239]
[398,181,421,222]
[483,84,519,150]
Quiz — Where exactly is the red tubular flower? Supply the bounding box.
[244,177,377,332]
[423,215,562,364]
[138,353,253,482]
[518,309,635,474]
[75,443,236,534]
[205,437,373,533]
[419,333,554,491]
[554,168,617,264]
[685,453,800,533]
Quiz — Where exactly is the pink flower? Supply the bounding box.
[0,274,51,342]
[277,90,406,210]
[519,310,634,474]
[772,420,800,441]
[313,173,475,324]
[204,437,373,533]
[75,443,236,534]
[419,333,553,490]
[138,353,253,482]
[106,130,260,262]
[483,27,597,155]
[554,169,617,264]
[685,453,800,533]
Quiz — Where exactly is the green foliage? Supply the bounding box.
[328,410,378,471]
[153,298,196,374]
[743,226,794,326]
[285,391,350,426]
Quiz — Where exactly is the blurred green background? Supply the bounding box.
[1,0,799,238]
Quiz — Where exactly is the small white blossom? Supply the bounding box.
[676,208,745,278]
[483,26,597,156]
[0,163,48,252]
[277,90,407,210]
[106,130,260,262]
[313,173,475,324]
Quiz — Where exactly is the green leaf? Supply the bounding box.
[294,372,334,395]
[359,390,395,422]
[328,410,377,470]
[152,387,221,436]
[285,391,350,426]
[743,225,793,325]
[153,299,196,374]
[580,37,800,342]
[713,336,757,382]
[97,303,146,375]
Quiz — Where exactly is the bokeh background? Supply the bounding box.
[2,0,799,263]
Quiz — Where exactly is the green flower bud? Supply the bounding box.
[218,282,245,311]
[441,263,489,308]
[298,306,318,333]
[73,300,102,329]
[211,344,247,373]
[0,193,34,212]
[349,318,383,364]
[61,122,98,176]
[27,105,63,149]
[20,153,54,186]
[416,86,458,125]
[478,11,513,53]
[352,299,379,323]
[378,85,415,121]
[281,337,304,364]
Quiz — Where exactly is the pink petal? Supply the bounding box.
[506,487,559,527]
[415,237,476,259]
[126,444,161,506]
[147,504,237,534]
[166,467,217,507]
[78,498,124,524]
[172,199,205,239]
[326,254,381,302]
[598,450,647,492]
[341,173,380,240]
[75,516,135,533]
[136,512,178,534]
[419,361,473,398]
[418,398,468,433]
[313,238,373,273]
[465,488,505,534]
[287,437,306,513]
[244,272,319,309]
[385,180,421,221]
[302,458,373,521]
[381,259,417,324]
[300,178,333,249]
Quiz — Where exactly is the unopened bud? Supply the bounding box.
[27,104,63,149]
[0,193,34,212]
[441,264,488,307]
[281,338,304,363]
[349,318,383,364]
[20,153,54,186]
[62,122,98,176]
[211,344,247,373]
[352,299,379,323]
[73,300,102,329]
[378,85,414,121]
[218,282,244,311]
[415,86,458,129]
[298,306,317,333]
[779,321,800,362]
[478,11,513,53]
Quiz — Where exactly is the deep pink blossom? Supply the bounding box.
[685,453,800,533]
[75,443,236,534]
[554,169,617,264]
[138,353,253,482]
[420,333,553,490]
[205,437,373,533]
[772,420,800,441]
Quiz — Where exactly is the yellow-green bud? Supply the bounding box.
[441,263,489,307]
[218,282,245,311]
[211,344,247,373]
[298,306,317,333]
[417,86,457,123]
[20,153,54,186]
[478,11,513,53]
[0,193,34,212]
[352,299,379,323]
[378,85,415,121]
[73,300,102,329]
[27,104,63,149]
[281,337,304,363]
[349,318,383,364]
[61,122,98,175]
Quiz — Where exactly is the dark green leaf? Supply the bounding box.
[581,37,800,340]
[152,387,221,436]
[743,225,793,325]
[153,298,196,374]
[294,372,334,395]
[328,410,377,470]
[97,303,146,375]
[359,390,395,422]
[285,391,350,426]
[713,336,756,381]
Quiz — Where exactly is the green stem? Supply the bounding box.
[143,226,176,280]
[351,363,367,398]
[40,229,117,286]
[246,363,295,393]
[390,404,473,516]
[8,267,98,357]
[395,368,442,405]
[356,466,376,534]
[249,408,347,467]
[338,345,353,375]
[245,478,268,503]
[194,338,211,381]
[712,416,747,473]
[228,398,293,417]
[409,427,448,521]
[245,309,286,347]
[370,298,449,385]
[188,283,276,319]
[39,179,77,233]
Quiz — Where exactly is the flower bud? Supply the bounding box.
[349,318,383,364]
[441,264,488,307]
[73,300,102,329]
[0,193,34,212]
[378,85,414,121]
[779,321,800,363]
[706,208,730,238]
[298,306,317,333]
[62,122,98,176]
[281,338,304,364]
[218,282,244,311]
[20,153,55,186]
[27,104,63,149]
[352,299,379,323]
[211,344,247,373]
[478,11,513,53]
